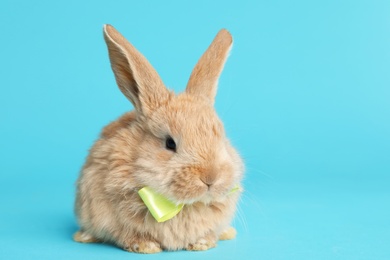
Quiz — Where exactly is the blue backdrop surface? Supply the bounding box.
[1,0,389,259]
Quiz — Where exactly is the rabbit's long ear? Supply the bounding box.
[186,29,233,105]
[103,24,170,115]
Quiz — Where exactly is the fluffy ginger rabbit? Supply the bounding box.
[74,24,244,253]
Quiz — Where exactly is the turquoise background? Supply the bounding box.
[1,0,389,259]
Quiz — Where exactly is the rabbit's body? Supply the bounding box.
[74,25,244,253]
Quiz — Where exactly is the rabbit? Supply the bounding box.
[73,24,244,254]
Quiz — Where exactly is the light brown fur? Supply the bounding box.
[74,24,244,253]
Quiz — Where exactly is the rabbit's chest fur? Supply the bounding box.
[139,197,238,249]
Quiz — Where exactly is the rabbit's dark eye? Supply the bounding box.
[165,136,176,152]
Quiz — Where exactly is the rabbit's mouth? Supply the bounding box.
[171,182,234,205]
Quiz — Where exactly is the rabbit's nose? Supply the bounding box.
[200,174,217,188]
[200,178,213,188]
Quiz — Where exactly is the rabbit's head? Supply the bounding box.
[104,25,243,205]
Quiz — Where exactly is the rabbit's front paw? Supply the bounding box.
[123,240,162,254]
[186,238,216,251]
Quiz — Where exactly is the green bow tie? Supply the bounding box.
[138,185,241,223]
